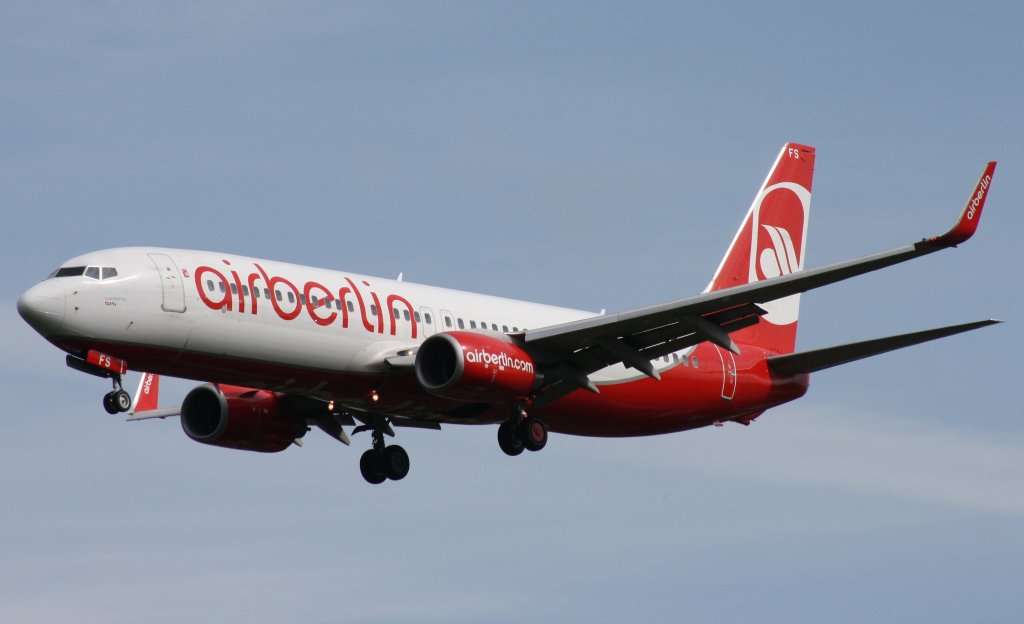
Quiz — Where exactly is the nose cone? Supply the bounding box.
[18,280,66,336]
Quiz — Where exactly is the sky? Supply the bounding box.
[2,2,1022,622]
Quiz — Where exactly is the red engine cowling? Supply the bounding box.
[180,384,307,453]
[415,332,537,401]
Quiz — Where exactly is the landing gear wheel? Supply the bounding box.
[102,392,119,415]
[498,421,525,456]
[114,389,132,412]
[382,445,410,481]
[359,449,387,485]
[521,416,548,452]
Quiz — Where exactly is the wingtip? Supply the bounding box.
[932,162,996,247]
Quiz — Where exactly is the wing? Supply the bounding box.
[520,162,996,406]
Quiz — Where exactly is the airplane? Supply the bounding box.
[17,143,999,485]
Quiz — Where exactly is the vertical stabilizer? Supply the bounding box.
[705,143,815,354]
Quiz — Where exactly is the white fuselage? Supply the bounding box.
[20,246,795,435]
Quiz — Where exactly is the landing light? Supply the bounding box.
[370,390,379,403]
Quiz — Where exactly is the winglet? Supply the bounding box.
[132,372,160,412]
[127,373,181,420]
[931,161,996,247]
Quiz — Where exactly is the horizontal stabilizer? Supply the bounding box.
[767,319,1001,376]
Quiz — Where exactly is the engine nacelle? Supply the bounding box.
[415,332,537,401]
[180,384,307,453]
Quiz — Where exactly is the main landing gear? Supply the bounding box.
[102,377,132,415]
[357,423,410,485]
[497,408,548,457]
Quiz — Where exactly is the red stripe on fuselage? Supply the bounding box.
[53,336,807,437]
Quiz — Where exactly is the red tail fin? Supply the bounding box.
[706,143,815,354]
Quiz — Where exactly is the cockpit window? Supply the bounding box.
[52,266,86,278]
[49,265,119,280]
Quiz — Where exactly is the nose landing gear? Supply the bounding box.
[65,352,133,414]
[102,386,132,414]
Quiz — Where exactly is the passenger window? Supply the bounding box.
[264,288,271,300]
[681,356,689,366]
[502,325,509,332]
[403,310,410,321]
[444,316,452,328]
[414,311,421,322]
[230,283,238,295]
[370,305,377,316]
[299,294,307,305]
[85,266,100,280]
[207,280,215,291]
[492,324,498,331]
[692,357,699,369]
[311,296,319,306]
[457,318,465,329]
[253,287,260,299]
[470,320,477,329]
[672,353,679,363]
[219,282,226,293]
[287,292,295,304]
[393,307,400,319]
[275,290,283,302]
[101,267,117,280]
[513,327,519,332]
[425,313,433,324]
[347,301,355,313]
[334,300,341,310]
[241,285,250,297]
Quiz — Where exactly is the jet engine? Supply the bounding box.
[180,384,307,453]
[415,331,537,401]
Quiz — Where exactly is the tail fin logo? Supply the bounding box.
[758,224,800,278]
[748,181,811,325]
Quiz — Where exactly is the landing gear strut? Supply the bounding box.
[102,377,132,415]
[497,407,548,456]
[357,423,410,485]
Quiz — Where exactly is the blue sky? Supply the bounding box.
[2,2,1022,622]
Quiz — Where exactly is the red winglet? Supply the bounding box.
[132,372,161,412]
[933,161,996,246]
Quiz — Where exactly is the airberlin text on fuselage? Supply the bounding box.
[194,260,418,338]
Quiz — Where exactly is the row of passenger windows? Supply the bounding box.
[205,280,436,323]
[201,279,693,365]
[204,280,527,331]
[448,317,521,333]
[49,266,119,280]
